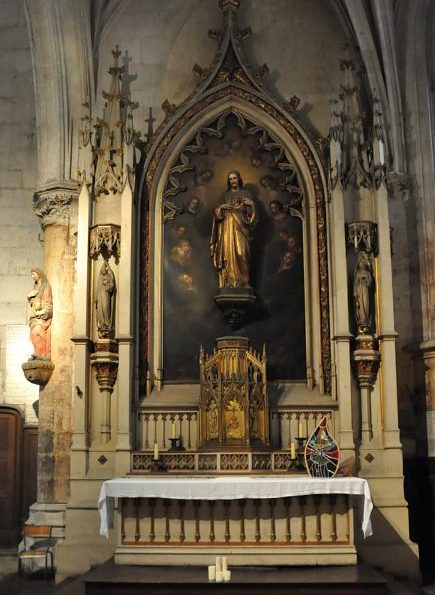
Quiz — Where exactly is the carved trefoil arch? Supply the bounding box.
[137,0,331,396]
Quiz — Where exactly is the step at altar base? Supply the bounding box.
[84,561,388,595]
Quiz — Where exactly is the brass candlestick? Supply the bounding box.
[151,457,166,471]
[289,437,307,472]
[168,437,185,451]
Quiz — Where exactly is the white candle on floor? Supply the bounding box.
[153,441,159,460]
[208,565,216,580]
[291,442,296,459]
[224,570,231,582]
[215,556,222,573]
[222,557,228,572]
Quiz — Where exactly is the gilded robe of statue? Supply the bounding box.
[27,268,53,359]
[210,187,258,288]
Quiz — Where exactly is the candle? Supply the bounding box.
[208,565,216,580]
[171,422,176,439]
[291,442,296,460]
[215,572,223,582]
[215,556,222,573]
[298,420,303,437]
[222,557,228,572]
[153,441,159,460]
[223,570,231,582]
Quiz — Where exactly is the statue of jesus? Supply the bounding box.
[210,170,258,289]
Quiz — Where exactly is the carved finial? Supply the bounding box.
[234,27,252,41]
[219,0,240,14]
[284,95,301,114]
[161,99,177,118]
[209,29,223,39]
[253,63,270,86]
[92,46,137,197]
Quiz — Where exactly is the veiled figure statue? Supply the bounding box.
[96,261,116,338]
[210,170,258,289]
[353,252,373,333]
[27,268,53,359]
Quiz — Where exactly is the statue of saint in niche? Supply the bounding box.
[210,170,258,289]
[96,260,116,338]
[27,268,53,359]
[353,252,373,333]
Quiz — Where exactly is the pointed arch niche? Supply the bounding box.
[139,89,331,402]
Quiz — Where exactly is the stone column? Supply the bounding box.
[327,114,355,457]
[33,184,77,503]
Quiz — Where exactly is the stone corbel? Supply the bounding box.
[33,182,78,229]
[90,339,119,443]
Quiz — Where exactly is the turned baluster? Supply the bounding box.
[254,499,261,542]
[314,494,322,542]
[134,498,141,542]
[149,498,155,542]
[179,500,185,543]
[270,500,276,542]
[285,497,292,542]
[224,500,231,542]
[164,499,170,542]
[330,495,337,542]
[120,498,126,542]
[194,500,201,542]
[299,496,306,542]
[209,500,215,542]
[239,499,246,542]
[144,414,149,449]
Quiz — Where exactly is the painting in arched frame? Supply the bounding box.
[163,112,307,382]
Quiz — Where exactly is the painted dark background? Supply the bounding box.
[163,115,306,382]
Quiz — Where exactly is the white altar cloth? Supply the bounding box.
[99,475,373,539]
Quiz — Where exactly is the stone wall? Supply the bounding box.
[0,0,42,424]
[96,0,348,140]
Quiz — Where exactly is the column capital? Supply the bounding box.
[33,181,78,228]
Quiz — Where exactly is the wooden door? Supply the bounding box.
[22,426,38,523]
[0,409,23,546]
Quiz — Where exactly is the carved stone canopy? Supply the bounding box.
[89,224,121,261]
[347,221,377,255]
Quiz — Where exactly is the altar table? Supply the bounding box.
[98,475,373,539]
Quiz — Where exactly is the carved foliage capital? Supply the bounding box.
[33,187,78,228]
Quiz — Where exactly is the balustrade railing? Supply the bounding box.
[119,494,351,546]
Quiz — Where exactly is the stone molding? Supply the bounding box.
[33,182,78,228]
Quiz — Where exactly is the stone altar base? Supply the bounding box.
[115,495,357,567]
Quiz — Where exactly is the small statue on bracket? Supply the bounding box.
[27,268,53,360]
[95,260,116,339]
[22,268,55,386]
[353,251,373,334]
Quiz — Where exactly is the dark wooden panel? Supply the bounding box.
[22,425,38,524]
[0,409,22,546]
